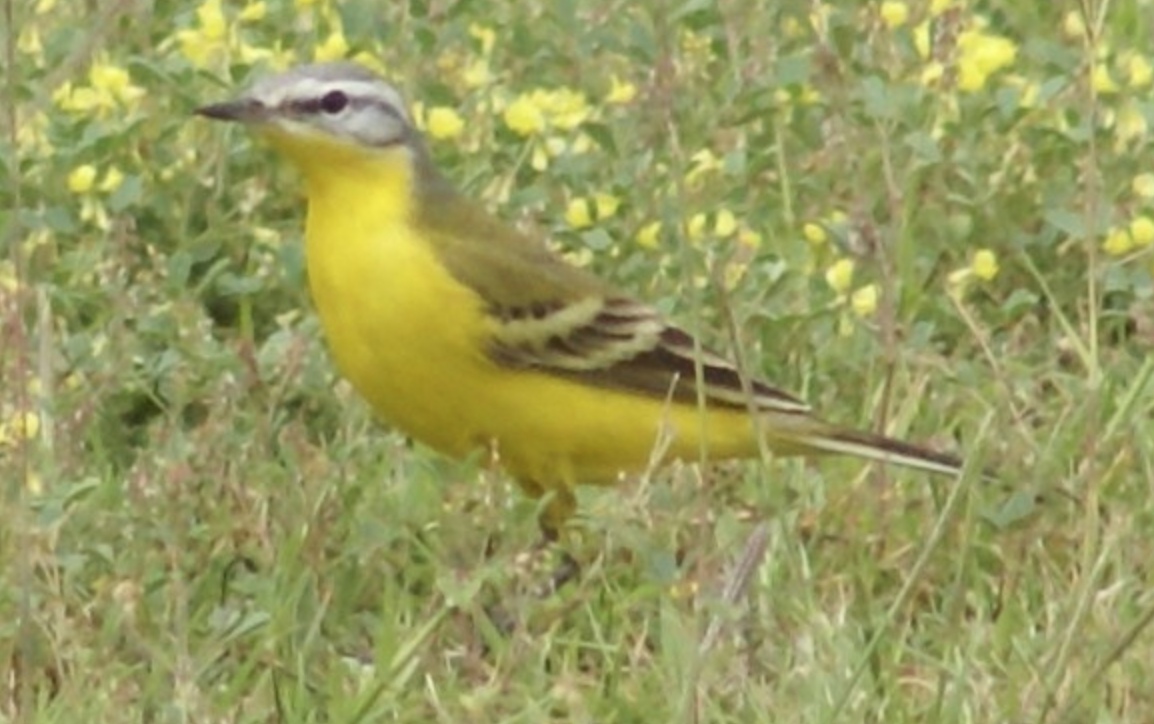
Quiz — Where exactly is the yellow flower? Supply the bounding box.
[803,222,827,245]
[1125,53,1153,89]
[0,410,40,447]
[593,192,620,219]
[18,25,42,58]
[1132,173,1154,199]
[1061,10,1086,39]
[462,58,493,89]
[176,26,226,69]
[971,249,999,281]
[825,258,855,294]
[68,165,97,194]
[469,23,497,55]
[956,29,1017,92]
[197,0,227,41]
[913,21,931,59]
[737,228,762,248]
[606,74,637,104]
[713,208,737,237]
[99,166,124,194]
[851,284,878,317]
[537,88,589,130]
[503,94,546,136]
[1103,227,1133,256]
[920,61,945,86]
[571,133,594,154]
[636,221,661,249]
[879,1,909,29]
[1092,63,1119,94]
[1129,215,1154,246]
[315,29,349,61]
[565,197,592,229]
[0,260,19,293]
[426,106,464,140]
[91,62,144,106]
[238,1,267,21]
[1115,100,1147,144]
[530,143,549,171]
[687,213,707,243]
[685,148,720,186]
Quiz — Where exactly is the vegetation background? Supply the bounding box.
[3,0,1153,721]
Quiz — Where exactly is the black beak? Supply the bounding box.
[194,98,264,122]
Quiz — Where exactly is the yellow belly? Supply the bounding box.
[304,204,759,490]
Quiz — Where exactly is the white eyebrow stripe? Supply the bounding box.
[257,78,410,123]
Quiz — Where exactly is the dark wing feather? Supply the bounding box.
[416,186,810,416]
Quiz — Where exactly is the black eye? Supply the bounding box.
[320,90,349,114]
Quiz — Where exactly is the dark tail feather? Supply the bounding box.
[795,423,966,478]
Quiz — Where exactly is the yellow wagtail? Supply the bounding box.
[197,62,969,534]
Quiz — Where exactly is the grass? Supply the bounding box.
[3,0,1154,721]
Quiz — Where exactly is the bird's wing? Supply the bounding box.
[419,195,811,416]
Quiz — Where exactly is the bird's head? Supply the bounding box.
[196,62,430,187]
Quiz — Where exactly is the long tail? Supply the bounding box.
[789,422,965,477]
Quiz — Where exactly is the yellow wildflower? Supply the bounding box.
[1115,100,1147,144]
[462,58,493,89]
[426,106,465,141]
[197,0,227,40]
[593,192,620,219]
[1129,215,1154,246]
[68,165,97,194]
[315,29,349,61]
[469,23,497,55]
[0,410,40,447]
[0,260,17,293]
[956,29,1017,92]
[1124,52,1153,88]
[685,148,721,186]
[825,258,855,294]
[18,25,42,58]
[803,222,827,245]
[913,21,931,59]
[1092,63,1119,94]
[1103,227,1133,256]
[571,133,594,154]
[1061,10,1085,39]
[606,74,637,104]
[503,94,546,136]
[737,228,762,248]
[687,213,707,243]
[851,284,878,317]
[714,208,737,237]
[636,221,661,249]
[91,62,144,106]
[879,1,909,29]
[238,1,267,21]
[1132,173,1154,199]
[538,88,589,130]
[971,249,999,280]
[921,61,945,86]
[99,166,124,194]
[565,198,592,229]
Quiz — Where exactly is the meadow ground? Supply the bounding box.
[3,0,1153,721]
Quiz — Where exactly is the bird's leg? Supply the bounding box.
[535,488,581,593]
[481,487,581,637]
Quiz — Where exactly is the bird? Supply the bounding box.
[196,62,970,537]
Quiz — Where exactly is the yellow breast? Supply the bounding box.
[277,134,760,490]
